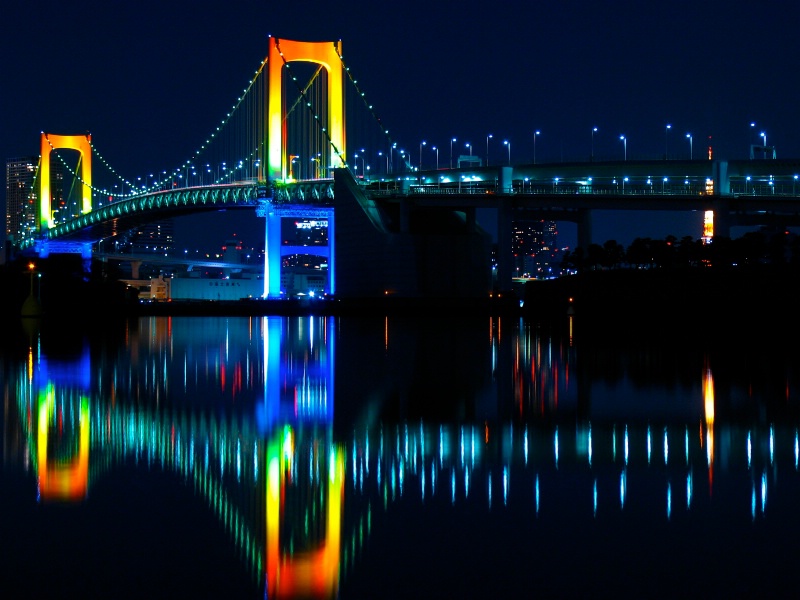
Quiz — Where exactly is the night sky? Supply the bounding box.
[3,0,800,251]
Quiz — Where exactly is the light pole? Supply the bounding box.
[761,132,767,154]
[503,140,511,165]
[486,134,493,166]
[686,133,693,160]
[665,124,671,159]
[419,140,426,170]
[533,130,540,164]
[450,137,457,169]
[620,135,627,160]
[591,127,597,161]
[466,142,472,156]
[379,151,387,175]
[360,148,366,178]
[432,146,439,170]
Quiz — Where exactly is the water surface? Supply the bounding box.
[2,312,799,598]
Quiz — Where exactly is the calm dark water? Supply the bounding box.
[2,311,800,599]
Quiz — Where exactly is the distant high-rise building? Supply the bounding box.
[6,156,39,248]
[5,156,65,250]
[124,220,176,254]
[512,219,560,278]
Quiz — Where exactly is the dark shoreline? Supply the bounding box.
[4,265,798,322]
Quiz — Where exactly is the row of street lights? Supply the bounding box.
[342,120,750,179]
[424,126,709,169]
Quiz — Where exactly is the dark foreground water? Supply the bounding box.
[2,310,800,599]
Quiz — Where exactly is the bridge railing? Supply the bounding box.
[361,177,800,198]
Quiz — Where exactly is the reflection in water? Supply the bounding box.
[3,313,800,597]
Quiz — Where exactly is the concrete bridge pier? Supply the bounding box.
[496,197,513,293]
[263,206,282,298]
[499,166,513,194]
[577,209,593,250]
[711,199,732,239]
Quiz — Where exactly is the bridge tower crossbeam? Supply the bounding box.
[266,37,346,182]
[39,132,93,231]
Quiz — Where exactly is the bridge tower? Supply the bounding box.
[39,132,93,230]
[262,37,344,298]
[266,37,346,182]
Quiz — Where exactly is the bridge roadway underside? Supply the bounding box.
[334,168,800,297]
[333,169,494,299]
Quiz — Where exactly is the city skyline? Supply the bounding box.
[3,0,799,250]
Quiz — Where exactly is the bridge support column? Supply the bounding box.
[400,199,410,234]
[499,166,513,194]
[577,209,593,249]
[496,198,513,293]
[465,207,476,232]
[713,160,730,195]
[711,198,732,239]
[264,207,282,298]
[327,209,335,296]
[81,243,92,281]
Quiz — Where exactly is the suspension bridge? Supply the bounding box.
[16,36,800,299]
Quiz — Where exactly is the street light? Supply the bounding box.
[533,130,540,164]
[761,131,767,151]
[486,134,493,166]
[432,146,439,170]
[620,135,627,160]
[665,124,671,159]
[466,142,472,156]
[591,127,597,161]
[419,140,426,170]
[686,133,693,160]
[503,140,511,165]
[378,151,387,175]
[450,137,457,169]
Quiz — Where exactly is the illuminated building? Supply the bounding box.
[116,219,175,254]
[512,219,559,278]
[5,156,63,249]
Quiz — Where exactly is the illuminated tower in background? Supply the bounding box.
[5,156,64,250]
